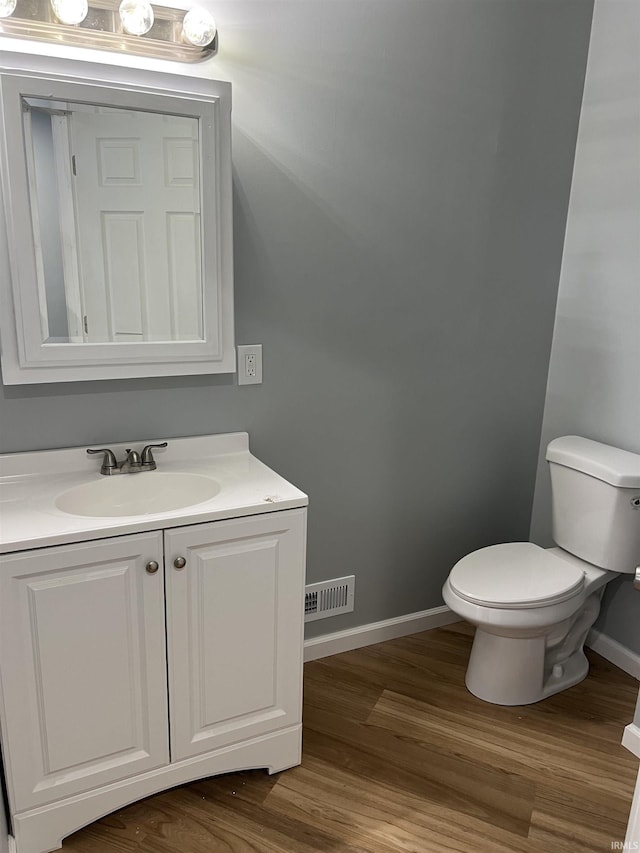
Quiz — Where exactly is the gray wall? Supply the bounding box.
[530,0,640,654]
[0,0,593,638]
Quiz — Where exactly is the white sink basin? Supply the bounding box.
[55,472,220,517]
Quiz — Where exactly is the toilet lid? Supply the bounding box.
[449,543,585,609]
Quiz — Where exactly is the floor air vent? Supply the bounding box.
[304,575,355,622]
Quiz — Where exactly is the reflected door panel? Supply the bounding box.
[69,108,202,343]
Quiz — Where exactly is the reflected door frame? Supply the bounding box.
[51,113,84,342]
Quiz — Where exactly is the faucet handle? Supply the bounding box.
[141,442,168,467]
[87,448,118,473]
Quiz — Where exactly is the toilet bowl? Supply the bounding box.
[442,543,615,704]
[442,436,640,706]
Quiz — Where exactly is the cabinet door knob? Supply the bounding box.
[174,556,186,570]
[146,560,159,574]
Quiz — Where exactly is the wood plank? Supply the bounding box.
[267,758,530,853]
[366,688,637,799]
[302,709,535,836]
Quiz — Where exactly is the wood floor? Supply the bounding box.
[62,623,639,852]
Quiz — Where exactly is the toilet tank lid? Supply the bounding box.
[546,436,640,488]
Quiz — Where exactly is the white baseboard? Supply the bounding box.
[586,628,640,680]
[303,605,461,662]
[303,610,640,677]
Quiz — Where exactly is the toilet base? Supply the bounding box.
[465,629,590,706]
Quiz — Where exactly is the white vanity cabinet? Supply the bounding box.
[0,507,306,853]
[0,531,169,813]
[166,512,306,763]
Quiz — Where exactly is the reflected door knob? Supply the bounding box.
[146,560,159,574]
[634,568,640,592]
[174,556,186,570]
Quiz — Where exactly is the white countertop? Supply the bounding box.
[0,432,308,554]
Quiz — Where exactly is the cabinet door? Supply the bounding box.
[0,533,169,813]
[165,509,306,762]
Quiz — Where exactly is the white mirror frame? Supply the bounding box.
[0,55,234,384]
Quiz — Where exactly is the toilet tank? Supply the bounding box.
[546,436,640,574]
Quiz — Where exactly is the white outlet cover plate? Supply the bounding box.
[237,344,263,385]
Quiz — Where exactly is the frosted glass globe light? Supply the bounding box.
[51,0,88,24]
[182,6,216,47]
[119,0,154,35]
[0,0,17,18]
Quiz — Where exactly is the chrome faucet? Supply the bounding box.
[119,448,143,473]
[87,443,168,475]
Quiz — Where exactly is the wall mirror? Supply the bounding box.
[0,57,234,383]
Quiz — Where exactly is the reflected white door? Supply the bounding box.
[69,107,203,343]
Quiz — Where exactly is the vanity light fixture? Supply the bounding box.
[0,0,217,61]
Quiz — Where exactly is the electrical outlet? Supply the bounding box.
[237,344,263,385]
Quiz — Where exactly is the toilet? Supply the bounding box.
[442,436,640,705]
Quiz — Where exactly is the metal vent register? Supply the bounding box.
[304,575,355,622]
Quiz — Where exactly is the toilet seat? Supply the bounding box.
[449,542,585,609]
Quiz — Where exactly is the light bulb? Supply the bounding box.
[51,0,88,24]
[0,0,17,18]
[119,0,154,35]
[182,6,216,47]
